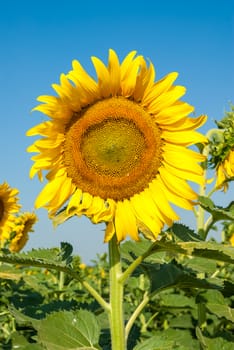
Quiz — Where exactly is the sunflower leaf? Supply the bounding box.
[0,242,74,266]
[198,196,234,221]
[141,261,222,295]
[169,223,203,242]
[133,335,175,350]
[0,246,83,282]
[37,310,101,350]
[151,240,234,264]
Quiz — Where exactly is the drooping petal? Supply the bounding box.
[115,200,138,241]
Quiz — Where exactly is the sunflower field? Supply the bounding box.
[0,51,234,350]
[0,235,234,350]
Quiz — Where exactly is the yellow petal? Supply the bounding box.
[47,177,75,215]
[142,72,178,106]
[134,60,155,101]
[148,180,180,221]
[162,147,204,175]
[75,192,93,215]
[131,193,163,237]
[161,115,207,131]
[115,200,139,241]
[141,186,174,227]
[155,101,194,121]
[121,56,144,97]
[91,56,111,97]
[148,86,186,114]
[164,161,205,185]
[68,59,99,102]
[156,177,194,210]
[161,130,207,146]
[108,49,121,95]
[159,167,198,200]
[35,175,67,209]
[67,188,82,214]
[104,221,115,242]
[120,51,137,79]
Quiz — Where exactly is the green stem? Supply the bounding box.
[119,242,156,285]
[119,254,145,284]
[83,280,110,312]
[197,145,209,233]
[58,271,65,291]
[202,216,216,240]
[125,292,149,341]
[108,235,125,350]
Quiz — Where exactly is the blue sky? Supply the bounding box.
[0,0,233,262]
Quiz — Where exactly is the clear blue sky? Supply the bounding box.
[0,0,233,262]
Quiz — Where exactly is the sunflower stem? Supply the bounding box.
[197,144,209,234]
[108,235,125,350]
[125,292,150,341]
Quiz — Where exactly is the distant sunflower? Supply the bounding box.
[230,233,234,246]
[216,149,234,191]
[2,212,37,252]
[0,182,21,237]
[27,49,207,242]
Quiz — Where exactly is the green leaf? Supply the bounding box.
[154,240,234,264]
[17,247,61,262]
[142,262,222,294]
[184,257,217,274]
[37,310,100,350]
[134,335,175,350]
[0,246,83,283]
[9,306,41,329]
[60,242,73,264]
[121,240,153,260]
[121,240,166,264]
[206,303,234,322]
[195,327,207,349]
[159,293,196,309]
[0,243,74,267]
[160,329,199,349]
[169,223,203,242]
[11,332,44,349]
[199,196,234,222]
[201,290,234,322]
[202,336,234,350]
[169,315,194,329]
[0,263,22,280]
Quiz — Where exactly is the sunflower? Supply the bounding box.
[215,149,234,191]
[2,212,37,252]
[27,49,207,242]
[0,182,21,238]
[230,233,234,247]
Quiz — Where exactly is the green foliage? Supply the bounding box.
[0,227,234,349]
[37,310,101,349]
[199,196,234,222]
[0,231,234,350]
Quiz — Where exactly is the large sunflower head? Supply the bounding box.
[0,182,21,237]
[27,49,207,242]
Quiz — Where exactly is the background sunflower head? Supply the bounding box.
[1,212,37,252]
[208,104,234,191]
[0,182,21,238]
